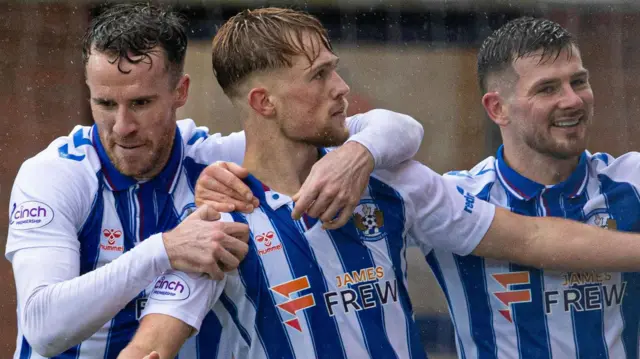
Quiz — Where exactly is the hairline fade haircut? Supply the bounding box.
[82,3,188,87]
[477,16,577,94]
[211,7,333,98]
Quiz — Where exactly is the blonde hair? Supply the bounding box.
[211,7,332,97]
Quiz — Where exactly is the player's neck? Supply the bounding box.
[502,144,580,186]
[243,129,318,197]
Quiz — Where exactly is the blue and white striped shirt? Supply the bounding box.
[431,146,640,359]
[144,159,496,359]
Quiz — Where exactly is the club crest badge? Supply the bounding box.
[353,201,385,241]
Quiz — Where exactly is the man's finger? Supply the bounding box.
[319,198,343,227]
[323,205,353,230]
[218,222,251,242]
[292,186,319,219]
[198,191,255,213]
[203,260,225,280]
[143,352,160,359]
[306,192,334,219]
[204,163,253,201]
[221,162,251,179]
[215,246,242,272]
[199,177,248,202]
[190,204,221,222]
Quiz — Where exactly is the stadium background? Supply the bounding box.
[2,0,640,357]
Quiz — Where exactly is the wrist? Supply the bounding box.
[344,141,375,171]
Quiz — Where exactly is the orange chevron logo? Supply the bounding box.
[492,271,532,323]
[270,276,316,332]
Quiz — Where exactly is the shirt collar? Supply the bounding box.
[495,145,588,200]
[92,125,183,192]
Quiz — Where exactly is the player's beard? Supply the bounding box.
[281,118,350,148]
[523,125,588,160]
[103,130,174,179]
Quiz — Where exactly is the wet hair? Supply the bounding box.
[82,3,187,86]
[211,7,332,97]
[477,16,576,93]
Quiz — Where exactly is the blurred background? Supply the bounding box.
[2,0,640,357]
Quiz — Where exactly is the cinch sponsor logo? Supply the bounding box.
[149,274,190,301]
[255,231,283,256]
[9,201,54,230]
[456,186,475,214]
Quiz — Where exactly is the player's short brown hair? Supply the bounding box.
[211,7,332,97]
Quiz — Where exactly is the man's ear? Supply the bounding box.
[174,74,190,109]
[482,91,510,127]
[248,87,276,117]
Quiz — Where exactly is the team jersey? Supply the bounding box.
[6,111,424,359]
[430,146,640,359]
[7,119,246,359]
[142,158,496,359]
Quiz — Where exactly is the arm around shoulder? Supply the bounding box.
[472,207,640,271]
[346,109,424,169]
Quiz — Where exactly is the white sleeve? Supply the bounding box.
[11,234,171,357]
[6,153,93,255]
[345,109,424,169]
[141,270,226,333]
[180,119,246,166]
[374,160,496,255]
[7,151,171,357]
[141,212,235,332]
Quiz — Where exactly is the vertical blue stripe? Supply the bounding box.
[265,204,346,358]
[220,293,253,345]
[599,175,640,358]
[548,190,608,359]
[507,193,551,359]
[113,190,136,251]
[329,216,397,358]
[197,311,223,359]
[18,337,31,359]
[620,272,640,359]
[137,184,158,240]
[103,299,141,359]
[182,158,207,193]
[79,179,105,275]
[368,178,426,359]
[426,253,467,359]
[443,182,496,359]
[453,254,496,359]
[156,192,180,232]
[231,212,295,359]
[108,188,138,357]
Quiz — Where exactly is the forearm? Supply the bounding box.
[522,217,640,271]
[118,314,192,359]
[479,211,640,271]
[347,109,423,168]
[15,234,171,357]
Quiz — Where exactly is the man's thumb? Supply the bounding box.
[189,204,221,222]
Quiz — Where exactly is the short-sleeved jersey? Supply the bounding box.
[430,146,640,359]
[143,158,496,359]
[7,119,245,359]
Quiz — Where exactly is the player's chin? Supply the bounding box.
[318,129,349,147]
